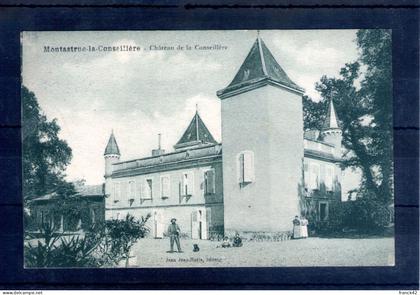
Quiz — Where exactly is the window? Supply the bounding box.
[204,169,216,195]
[128,181,135,206]
[136,180,142,200]
[128,181,135,198]
[303,163,309,188]
[182,172,193,196]
[90,208,96,224]
[325,165,334,191]
[143,179,153,200]
[238,151,254,184]
[161,176,170,199]
[113,182,121,200]
[120,182,127,199]
[309,163,320,190]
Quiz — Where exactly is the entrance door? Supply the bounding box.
[191,211,199,239]
[198,210,203,239]
[191,210,206,240]
[153,210,165,238]
[319,203,328,221]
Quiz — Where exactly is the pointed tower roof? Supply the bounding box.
[104,131,120,156]
[174,111,217,150]
[217,34,304,98]
[323,99,340,130]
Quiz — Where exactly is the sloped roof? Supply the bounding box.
[174,111,217,149]
[104,132,120,156]
[30,184,105,203]
[76,184,104,196]
[217,36,304,98]
[323,99,340,130]
[112,143,222,177]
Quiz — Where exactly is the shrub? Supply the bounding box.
[24,213,150,268]
[345,197,390,233]
[312,196,392,236]
[103,214,151,265]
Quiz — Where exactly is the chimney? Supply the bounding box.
[152,133,165,156]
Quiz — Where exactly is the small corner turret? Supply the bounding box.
[104,130,121,191]
[321,99,342,157]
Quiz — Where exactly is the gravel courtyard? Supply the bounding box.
[130,237,394,267]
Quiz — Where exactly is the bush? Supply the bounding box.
[103,214,151,265]
[345,197,390,233]
[312,196,392,236]
[24,214,150,268]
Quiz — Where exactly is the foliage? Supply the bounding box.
[344,196,391,231]
[303,29,393,204]
[24,214,151,268]
[303,95,328,131]
[22,86,74,202]
[24,222,62,267]
[104,214,151,264]
[313,197,391,236]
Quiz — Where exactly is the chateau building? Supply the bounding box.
[104,36,343,239]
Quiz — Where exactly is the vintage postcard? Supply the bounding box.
[21,30,394,268]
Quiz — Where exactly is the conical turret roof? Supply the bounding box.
[174,111,217,149]
[217,35,304,98]
[104,131,120,156]
[323,99,340,130]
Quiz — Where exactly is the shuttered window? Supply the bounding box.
[114,182,121,200]
[303,163,309,188]
[325,165,334,191]
[204,169,216,194]
[121,182,127,199]
[128,181,135,198]
[136,180,142,200]
[238,151,255,184]
[161,176,170,198]
[309,163,320,190]
[143,179,153,200]
[182,172,193,196]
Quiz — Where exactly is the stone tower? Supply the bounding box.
[217,35,305,234]
[104,131,120,196]
[321,99,342,158]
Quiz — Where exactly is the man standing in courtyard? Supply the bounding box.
[167,218,183,253]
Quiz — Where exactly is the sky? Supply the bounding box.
[22,30,361,195]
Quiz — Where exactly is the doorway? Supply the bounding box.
[319,202,328,221]
[191,209,206,240]
[153,210,165,238]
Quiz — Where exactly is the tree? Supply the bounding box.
[303,95,328,131]
[304,29,393,204]
[22,86,74,202]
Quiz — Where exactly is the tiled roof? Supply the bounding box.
[104,132,120,156]
[30,184,105,203]
[323,99,341,130]
[174,111,217,149]
[112,143,222,176]
[76,184,104,196]
[217,36,304,98]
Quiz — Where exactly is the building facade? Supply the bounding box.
[27,184,105,233]
[104,113,224,240]
[104,35,343,239]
